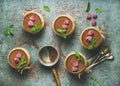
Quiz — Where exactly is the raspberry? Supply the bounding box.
[85,36,93,42]
[16,53,21,58]
[92,13,97,19]
[62,24,68,29]
[72,66,78,72]
[28,20,34,27]
[88,30,94,36]
[29,15,35,21]
[86,13,91,19]
[72,61,79,67]
[91,20,96,26]
[14,57,20,64]
[64,19,69,25]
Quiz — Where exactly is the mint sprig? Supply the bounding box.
[85,2,90,12]
[4,24,14,35]
[90,77,99,83]
[31,24,43,32]
[18,56,27,70]
[43,6,51,12]
[75,52,84,63]
[56,28,67,39]
[88,38,96,50]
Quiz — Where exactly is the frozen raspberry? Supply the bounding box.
[28,20,34,27]
[92,13,97,19]
[91,20,96,26]
[86,13,91,19]
[72,61,79,67]
[14,57,20,64]
[88,30,94,36]
[85,36,93,42]
[29,15,35,21]
[72,66,78,72]
[62,24,68,29]
[64,19,69,25]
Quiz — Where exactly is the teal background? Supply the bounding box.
[0,0,120,86]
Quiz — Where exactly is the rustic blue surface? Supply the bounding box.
[0,0,120,86]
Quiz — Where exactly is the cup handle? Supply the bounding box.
[52,68,61,86]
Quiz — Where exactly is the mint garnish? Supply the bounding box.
[4,24,14,35]
[75,52,84,63]
[43,6,51,12]
[85,2,90,12]
[88,38,96,50]
[18,56,27,70]
[56,28,67,39]
[31,24,43,32]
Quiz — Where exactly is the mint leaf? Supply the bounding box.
[4,24,14,35]
[85,2,90,12]
[61,33,67,39]
[17,56,27,70]
[43,6,51,12]
[56,28,67,39]
[21,56,25,63]
[88,38,96,50]
[31,27,36,31]
[95,8,103,13]
[75,52,84,63]
[57,29,66,33]
[90,77,99,83]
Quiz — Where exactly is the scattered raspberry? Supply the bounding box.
[64,19,69,25]
[86,13,91,19]
[29,15,35,21]
[28,20,34,27]
[62,24,68,29]
[91,20,96,26]
[88,30,94,36]
[85,36,93,42]
[92,13,97,19]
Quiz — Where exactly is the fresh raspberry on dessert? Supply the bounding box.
[72,66,78,72]
[64,19,69,25]
[16,53,21,58]
[62,24,68,29]
[29,15,35,21]
[85,36,93,42]
[88,30,94,36]
[72,61,79,67]
[14,57,20,64]
[28,20,34,27]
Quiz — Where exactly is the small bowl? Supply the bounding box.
[38,46,59,67]
[80,27,103,50]
[8,47,30,69]
[22,11,44,34]
[52,15,75,38]
[64,52,87,74]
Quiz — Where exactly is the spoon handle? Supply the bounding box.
[52,68,61,86]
